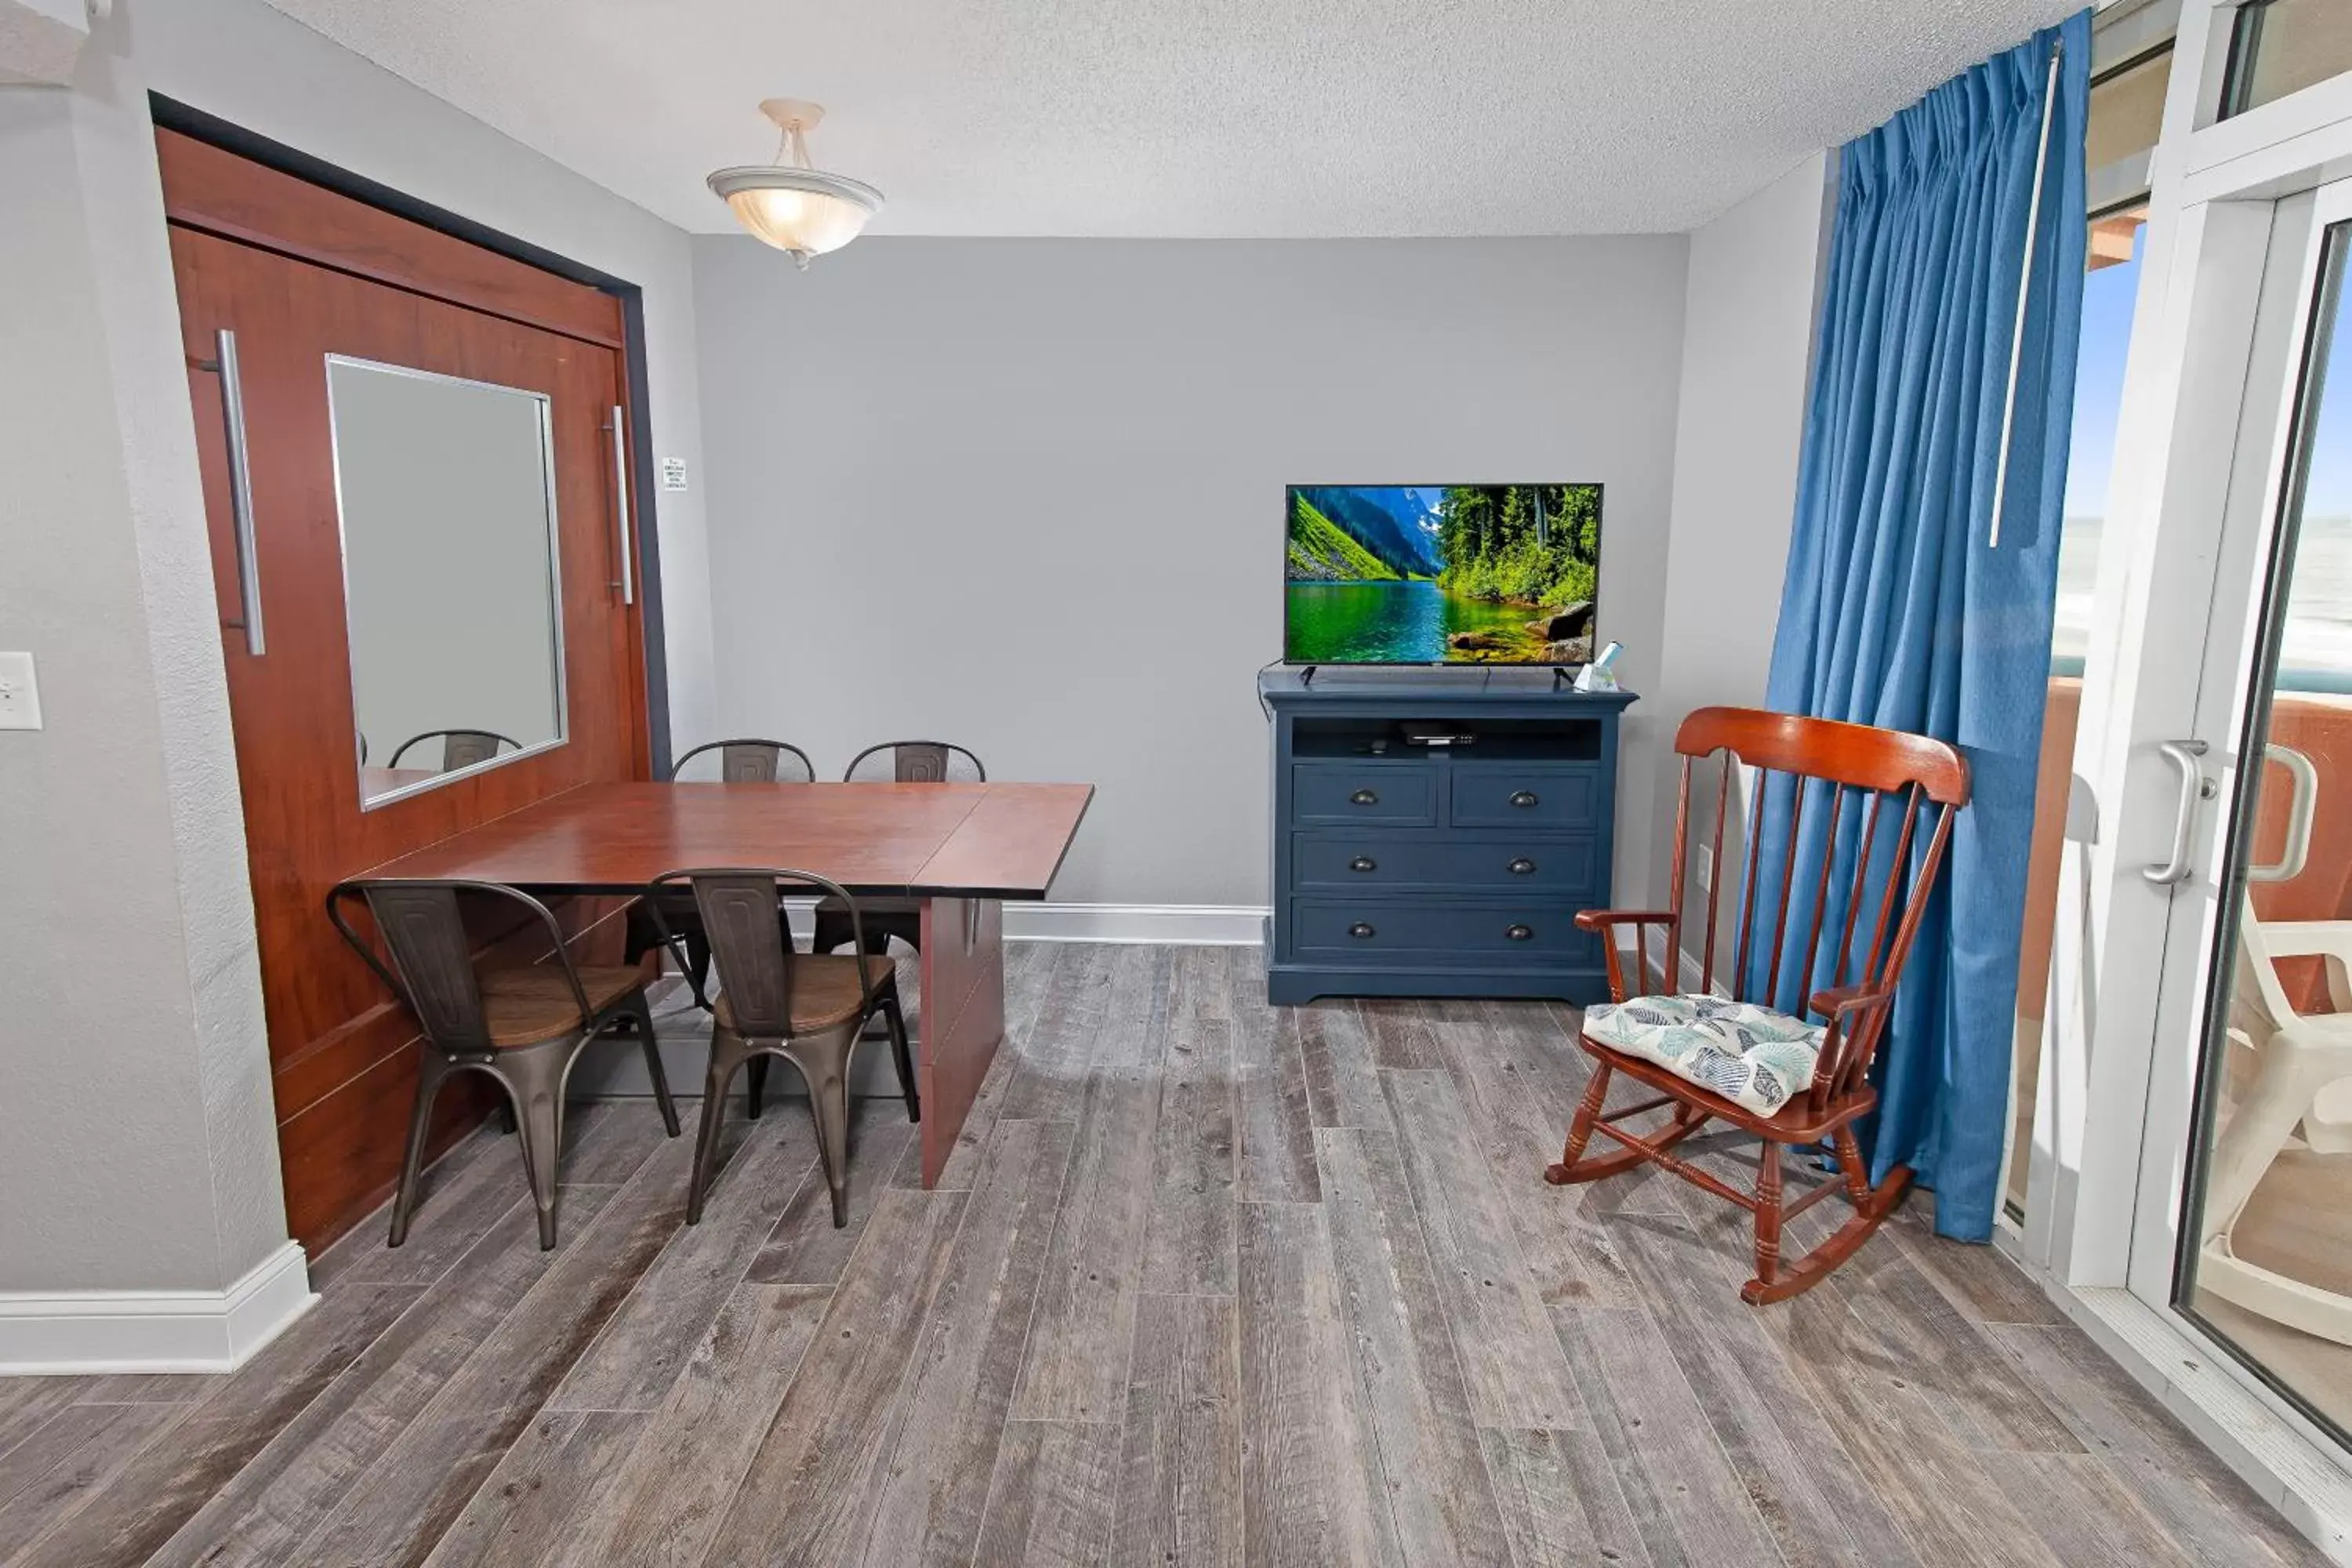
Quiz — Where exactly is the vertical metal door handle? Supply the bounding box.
[2142,739,2210,886]
[213,329,265,655]
[2249,743,2318,884]
[608,404,634,605]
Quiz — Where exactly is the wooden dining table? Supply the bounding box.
[356,779,1094,1186]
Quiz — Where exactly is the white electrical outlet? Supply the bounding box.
[0,652,42,731]
[1693,843,1713,890]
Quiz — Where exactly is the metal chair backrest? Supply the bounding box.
[1665,707,1969,1111]
[844,739,985,784]
[327,878,593,1053]
[670,739,817,784]
[648,868,880,1037]
[387,729,522,771]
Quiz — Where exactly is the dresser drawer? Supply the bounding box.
[1292,830,1598,895]
[1450,764,1601,828]
[1291,762,1439,825]
[1293,900,1598,965]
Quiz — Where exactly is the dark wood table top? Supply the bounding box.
[357,781,1094,898]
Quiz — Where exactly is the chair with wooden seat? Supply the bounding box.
[387,728,522,771]
[652,868,917,1229]
[1548,706,1969,1305]
[328,878,681,1250]
[630,738,818,1008]
[811,740,986,958]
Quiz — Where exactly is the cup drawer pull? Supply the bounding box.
[1349,921,1377,939]
[1508,858,1536,875]
[1509,790,1540,808]
[1350,789,1379,806]
[1350,856,1377,873]
[1505,924,1534,942]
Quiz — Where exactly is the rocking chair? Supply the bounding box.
[1548,706,1969,1304]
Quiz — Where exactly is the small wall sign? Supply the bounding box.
[659,457,690,492]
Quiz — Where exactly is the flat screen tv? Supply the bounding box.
[1284,484,1602,666]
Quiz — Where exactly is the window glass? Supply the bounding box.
[2224,0,2352,119]
[2011,211,2147,1222]
[2087,48,2171,172]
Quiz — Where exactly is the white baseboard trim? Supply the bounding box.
[1002,903,1268,946]
[0,1240,317,1376]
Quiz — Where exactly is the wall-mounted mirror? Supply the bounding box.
[328,358,567,808]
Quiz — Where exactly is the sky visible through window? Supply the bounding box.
[2057,224,2352,688]
[2052,237,2141,670]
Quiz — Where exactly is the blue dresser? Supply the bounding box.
[1260,668,1637,1004]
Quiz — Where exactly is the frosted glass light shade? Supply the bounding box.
[707,166,883,260]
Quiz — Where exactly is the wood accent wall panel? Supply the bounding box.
[157,130,623,349]
[162,140,650,1251]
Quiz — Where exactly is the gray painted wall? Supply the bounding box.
[0,43,283,1294]
[1654,153,1835,961]
[691,235,1690,909]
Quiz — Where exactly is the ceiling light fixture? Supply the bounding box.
[706,100,883,270]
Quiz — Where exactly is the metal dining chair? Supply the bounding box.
[328,878,681,1250]
[669,738,818,785]
[387,729,522,771]
[650,869,918,1229]
[628,739,819,1120]
[812,740,988,957]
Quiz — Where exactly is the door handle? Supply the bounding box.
[2143,739,2211,886]
[2249,744,2318,884]
[203,328,266,655]
[1508,858,1537,875]
[1510,790,1539,808]
[1505,924,1534,942]
[608,404,634,605]
[1350,789,1378,806]
[1349,856,1377,873]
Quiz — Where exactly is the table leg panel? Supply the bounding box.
[917,898,1006,1188]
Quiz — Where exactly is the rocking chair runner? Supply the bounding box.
[1548,706,1969,1305]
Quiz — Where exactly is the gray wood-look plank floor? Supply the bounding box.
[0,943,2324,1567]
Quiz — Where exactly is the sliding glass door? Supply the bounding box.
[2137,188,2352,1441]
[2082,172,2352,1447]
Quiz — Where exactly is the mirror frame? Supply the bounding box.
[325,354,572,811]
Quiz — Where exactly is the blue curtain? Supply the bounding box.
[1759,13,2089,1242]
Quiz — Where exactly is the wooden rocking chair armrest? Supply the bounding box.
[1573,909,1676,933]
[1807,982,1893,1021]
[1806,983,1896,1101]
[1577,909,1679,1002]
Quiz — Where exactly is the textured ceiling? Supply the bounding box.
[257,0,2074,238]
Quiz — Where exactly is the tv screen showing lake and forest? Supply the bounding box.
[1283,484,1602,665]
